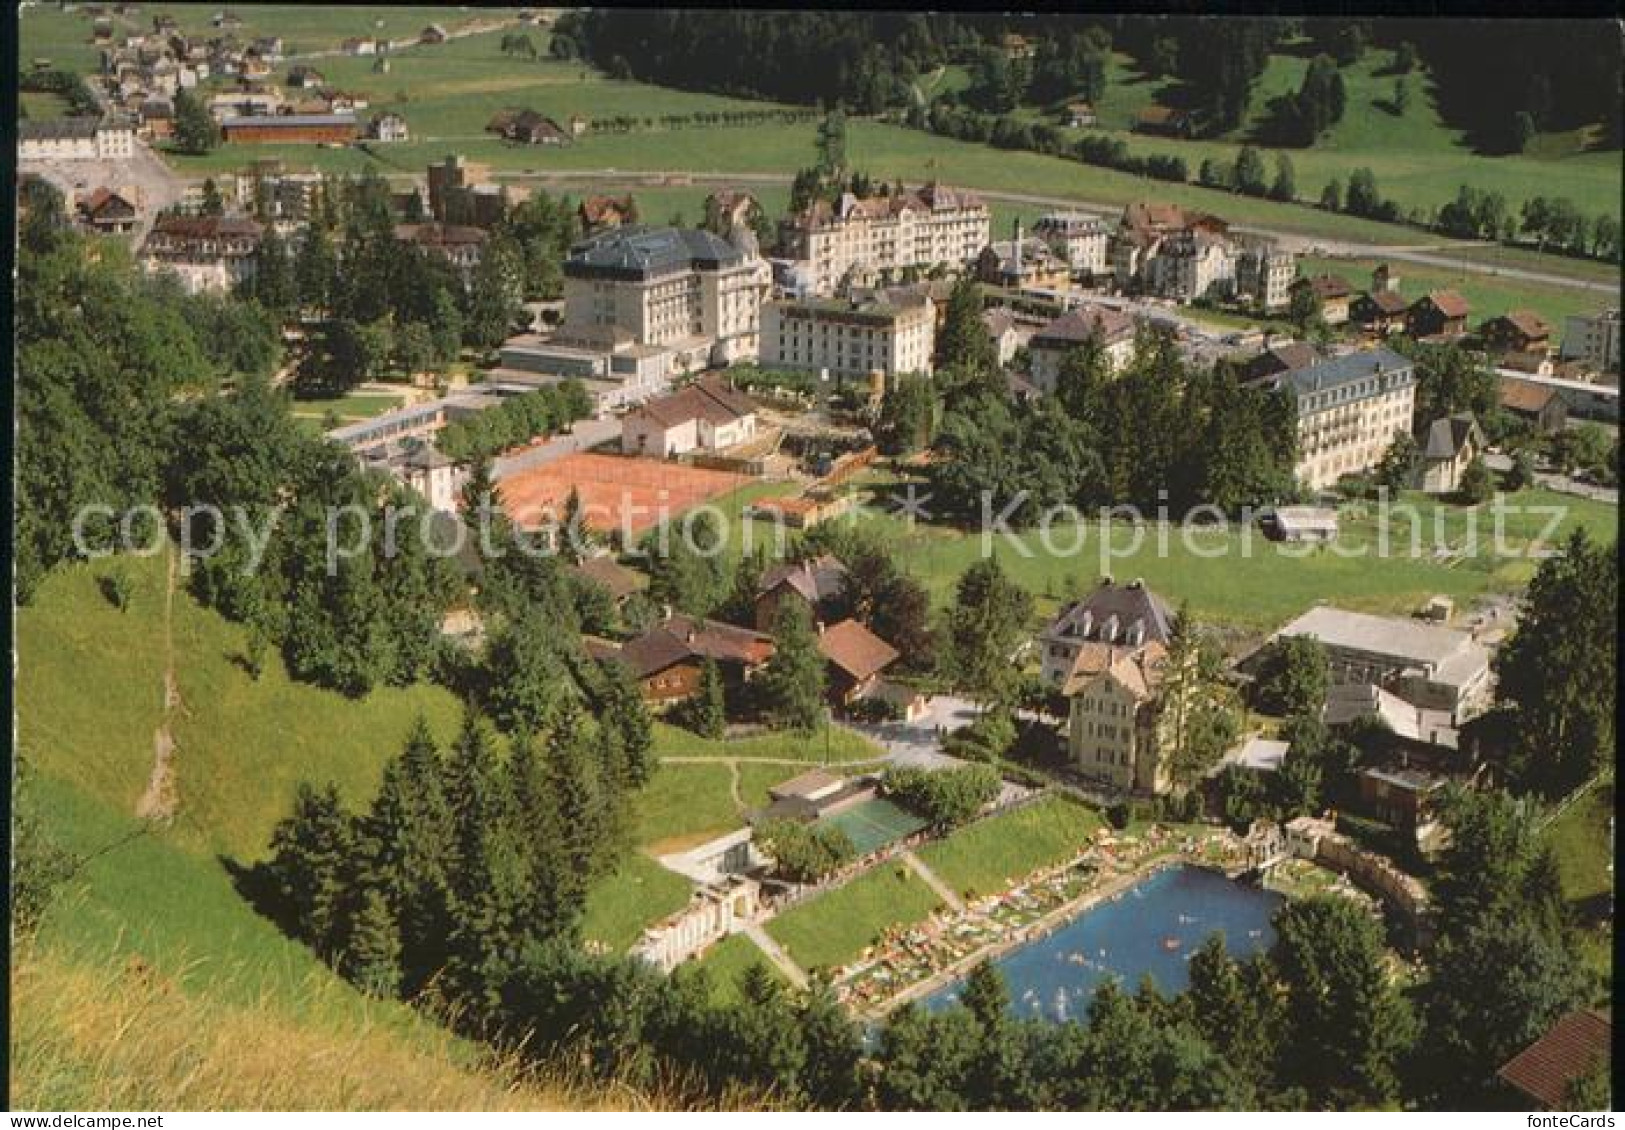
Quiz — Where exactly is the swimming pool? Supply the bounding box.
[922,864,1284,1022]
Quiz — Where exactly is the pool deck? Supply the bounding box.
[854,849,1242,1021]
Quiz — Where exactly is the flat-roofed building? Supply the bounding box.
[1268,605,1493,723]
[1252,347,1417,491]
[1560,308,1620,373]
[761,292,934,380]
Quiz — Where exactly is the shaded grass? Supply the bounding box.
[765,863,944,974]
[652,721,885,766]
[916,795,1103,900]
[289,393,407,421]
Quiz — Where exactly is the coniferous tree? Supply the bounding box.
[684,658,728,739]
[265,782,358,957]
[757,600,827,732]
[343,884,403,998]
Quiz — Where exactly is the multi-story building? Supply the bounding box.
[1235,242,1295,312]
[1252,347,1417,491]
[1027,305,1137,392]
[760,292,935,380]
[975,223,1073,291]
[1039,578,1175,688]
[1065,641,1176,795]
[563,225,769,368]
[138,215,262,294]
[18,117,137,160]
[1146,228,1235,302]
[778,182,990,296]
[1560,309,1620,373]
[1110,200,1229,294]
[1032,211,1111,278]
[393,222,486,279]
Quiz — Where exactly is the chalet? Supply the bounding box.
[754,554,849,631]
[620,378,758,458]
[420,24,449,45]
[1407,290,1472,340]
[342,37,379,56]
[1479,309,1553,354]
[1242,341,1319,384]
[1134,105,1194,138]
[77,187,139,233]
[609,614,775,705]
[579,194,638,232]
[1415,413,1485,495]
[1065,100,1097,128]
[368,111,409,142]
[817,619,900,707]
[509,110,570,145]
[1293,273,1354,325]
[1498,1010,1612,1110]
[569,555,648,606]
[1498,377,1569,434]
[982,307,1022,366]
[285,64,324,88]
[1351,287,1409,336]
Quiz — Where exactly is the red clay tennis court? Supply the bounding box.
[498,452,751,537]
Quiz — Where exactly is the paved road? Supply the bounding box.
[493,417,621,480]
[846,694,980,771]
[741,922,809,989]
[901,850,966,912]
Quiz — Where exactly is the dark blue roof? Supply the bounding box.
[565,225,744,281]
[1279,347,1413,398]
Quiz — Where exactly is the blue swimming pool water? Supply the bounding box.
[922,864,1284,1022]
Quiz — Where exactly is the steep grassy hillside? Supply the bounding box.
[11,552,612,1107]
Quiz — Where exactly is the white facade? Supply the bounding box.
[1033,212,1111,277]
[761,295,935,380]
[18,119,136,161]
[779,185,991,296]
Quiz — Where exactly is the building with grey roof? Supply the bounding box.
[558,225,770,379]
[1268,604,1493,723]
[1253,347,1417,491]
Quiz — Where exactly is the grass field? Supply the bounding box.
[745,484,1617,635]
[1068,48,1621,223]
[651,721,886,766]
[288,393,407,423]
[695,933,782,1005]
[916,795,1103,900]
[1298,255,1601,333]
[579,851,695,951]
[1541,780,1615,986]
[765,862,945,974]
[10,551,565,1105]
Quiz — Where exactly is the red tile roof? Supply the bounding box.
[1498,1010,1611,1109]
